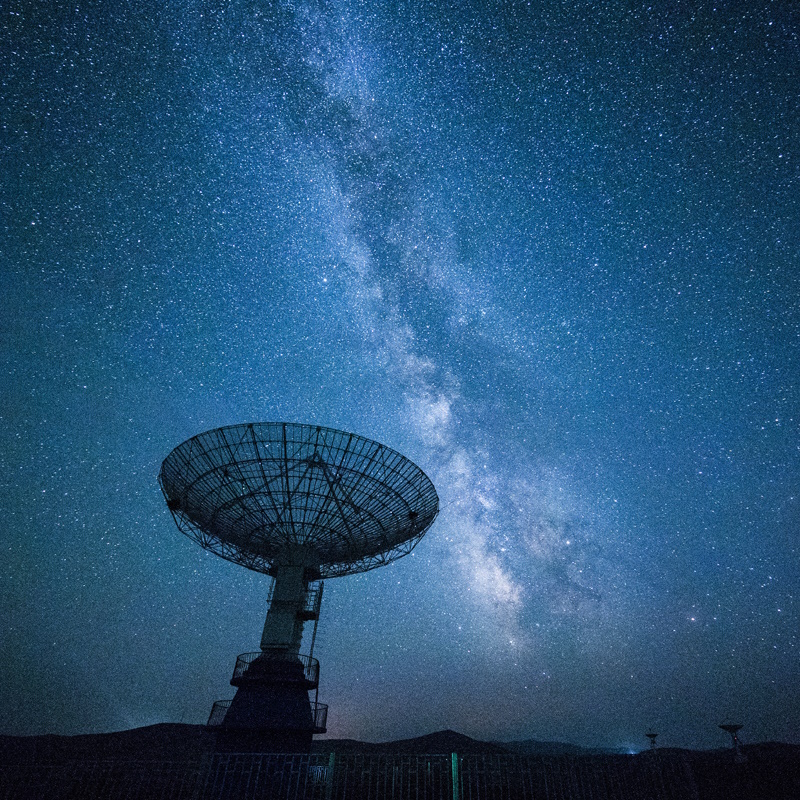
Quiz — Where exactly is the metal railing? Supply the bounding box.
[265,580,324,620]
[206,700,327,734]
[300,581,323,620]
[231,651,320,688]
[309,702,327,734]
[207,699,232,727]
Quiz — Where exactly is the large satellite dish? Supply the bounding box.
[159,421,439,578]
[159,422,439,747]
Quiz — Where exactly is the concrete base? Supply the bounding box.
[220,655,316,752]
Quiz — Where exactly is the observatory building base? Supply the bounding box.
[209,652,326,753]
[223,684,315,732]
[213,728,314,754]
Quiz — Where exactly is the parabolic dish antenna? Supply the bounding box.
[159,422,439,747]
[159,421,439,578]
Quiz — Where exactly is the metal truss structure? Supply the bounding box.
[159,422,439,578]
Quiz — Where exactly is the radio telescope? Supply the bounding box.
[159,422,439,748]
[719,723,746,763]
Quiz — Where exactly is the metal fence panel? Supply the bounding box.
[0,751,700,800]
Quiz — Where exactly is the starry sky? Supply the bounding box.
[2,0,798,752]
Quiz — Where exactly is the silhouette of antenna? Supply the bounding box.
[645,732,658,750]
[719,723,746,763]
[160,422,439,749]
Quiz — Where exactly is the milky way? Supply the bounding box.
[2,1,798,750]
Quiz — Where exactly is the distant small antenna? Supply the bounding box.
[645,732,658,750]
[719,723,746,763]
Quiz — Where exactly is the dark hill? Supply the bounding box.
[0,725,564,761]
[0,723,215,764]
[312,729,508,754]
[493,738,613,756]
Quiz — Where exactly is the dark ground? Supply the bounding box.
[1,725,799,799]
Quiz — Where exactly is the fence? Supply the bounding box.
[0,751,700,800]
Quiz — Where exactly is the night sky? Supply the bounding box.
[2,1,798,752]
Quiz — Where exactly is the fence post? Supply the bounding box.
[451,753,460,800]
[325,752,335,800]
